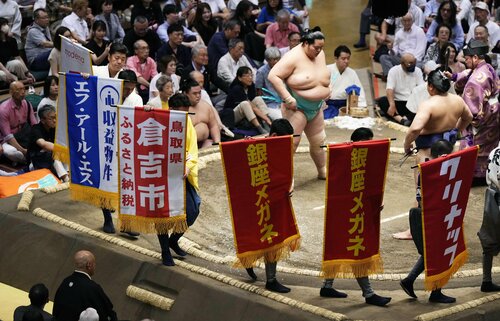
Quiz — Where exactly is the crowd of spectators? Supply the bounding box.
[0,0,497,169]
[371,0,499,125]
[1,1,500,317]
[0,0,313,175]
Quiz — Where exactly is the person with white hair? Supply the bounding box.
[255,46,282,120]
[78,308,98,321]
[379,12,427,78]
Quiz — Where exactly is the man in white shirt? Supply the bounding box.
[217,38,255,86]
[60,0,90,45]
[377,53,424,126]
[118,70,143,106]
[465,2,500,49]
[0,0,22,46]
[375,0,424,47]
[325,45,367,119]
[92,43,128,78]
[379,12,427,77]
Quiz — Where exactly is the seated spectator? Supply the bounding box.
[118,70,144,106]
[423,0,441,27]
[190,2,219,46]
[233,0,265,62]
[217,38,255,87]
[48,27,72,76]
[85,20,111,66]
[473,25,493,50]
[376,53,424,126]
[38,76,58,110]
[61,0,90,45]
[375,0,424,48]
[183,44,217,92]
[256,0,300,33]
[92,42,128,78]
[199,0,230,22]
[127,40,157,103]
[147,75,173,109]
[282,0,309,29]
[0,145,18,176]
[465,2,500,49]
[207,19,241,77]
[228,0,259,12]
[423,24,452,74]
[165,0,196,24]
[130,0,163,32]
[265,9,299,49]
[0,0,22,47]
[0,81,38,164]
[223,66,272,135]
[158,4,202,48]
[13,283,51,321]
[279,31,300,56]
[0,18,35,85]
[439,42,465,74]
[25,8,53,72]
[94,0,125,42]
[46,0,72,26]
[379,12,427,78]
[52,250,118,321]
[183,79,221,148]
[150,55,180,101]
[123,16,162,59]
[255,46,282,120]
[28,105,69,181]
[156,23,192,72]
[425,0,464,50]
[325,45,367,119]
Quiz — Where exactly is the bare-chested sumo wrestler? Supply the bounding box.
[268,28,331,179]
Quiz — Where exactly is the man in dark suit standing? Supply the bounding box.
[52,250,118,321]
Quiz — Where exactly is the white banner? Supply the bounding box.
[60,35,93,75]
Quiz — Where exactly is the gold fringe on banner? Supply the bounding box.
[424,250,468,291]
[119,214,188,234]
[70,184,119,210]
[233,234,301,268]
[52,145,70,164]
[321,254,384,279]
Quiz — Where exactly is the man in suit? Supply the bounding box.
[52,250,118,321]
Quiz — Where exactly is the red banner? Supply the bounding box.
[220,136,300,267]
[420,146,478,290]
[117,107,188,234]
[322,139,390,278]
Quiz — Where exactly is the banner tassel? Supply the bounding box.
[70,184,118,210]
[233,236,301,268]
[424,250,468,291]
[119,215,188,235]
[321,254,384,279]
[52,145,70,164]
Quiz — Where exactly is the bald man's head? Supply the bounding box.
[9,81,26,103]
[189,70,204,87]
[74,250,96,276]
[400,53,417,73]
